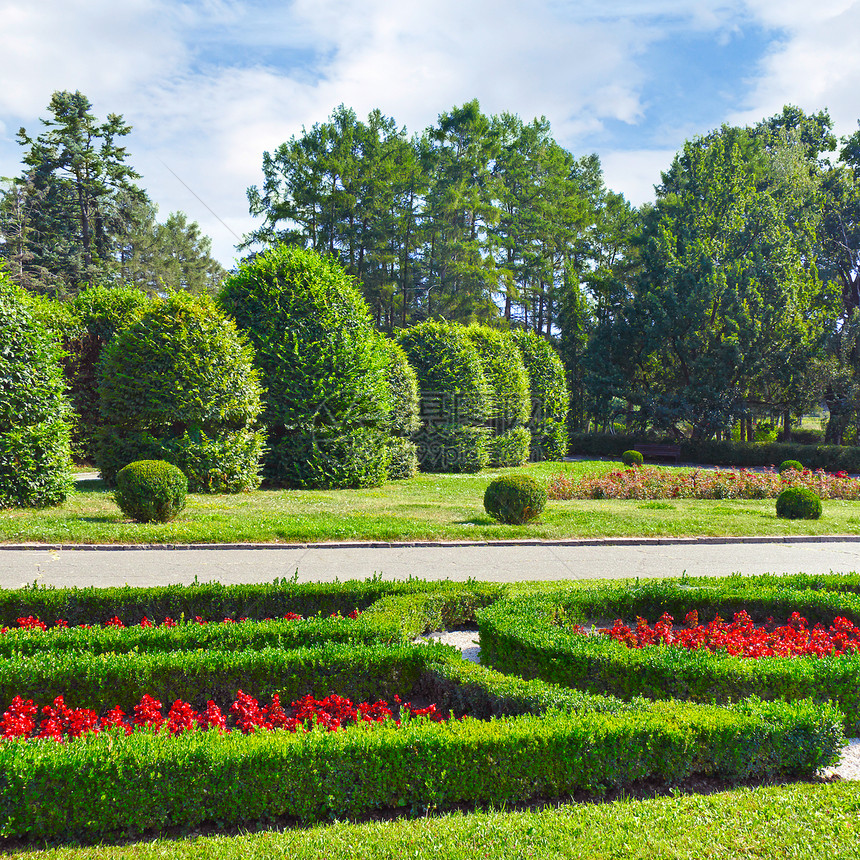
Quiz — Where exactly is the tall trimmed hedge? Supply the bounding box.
[64,286,152,461]
[97,292,265,492]
[220,246,392,488]
[0,276,72,508]
[382,337,420,479]
[398,321,491,473]
[467,325,531,467]
[512,330,569,461]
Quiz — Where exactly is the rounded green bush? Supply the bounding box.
[220,245,391,488]
[776,487,822,520]
[483,473,547,524]
[114,460,188,523]
[0,276,72,508]
[97,292,264,491]
[511,330,569,461]
[622,450,644,467]
[778,459,804,475]
[489,426,532,468]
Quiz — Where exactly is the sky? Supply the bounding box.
[2,0,860,268]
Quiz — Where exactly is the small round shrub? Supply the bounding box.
[778,459,804,475]
[114,460,188,523]
[621,450,644,467]
[483,474,547,525]
[776,487,822,520]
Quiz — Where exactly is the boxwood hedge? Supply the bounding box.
[478,575,860,733]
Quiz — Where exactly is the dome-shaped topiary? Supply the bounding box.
[483,473,547,524]
[778,459,804,475]
[97,291,265,492]
[776,486,822,520]
[0,276,72,508]
[511,330,569,462]
[220,245,392,488]
[114,460,187,523]
[466,325,531,467]
[398,320,491,474]
[622,450,644,467]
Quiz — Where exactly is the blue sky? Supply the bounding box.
[2,0,859,267]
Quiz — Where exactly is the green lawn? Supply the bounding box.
[3,461,860,544]
[9,782,859,859]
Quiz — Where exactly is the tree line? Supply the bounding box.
[7,92,860,446]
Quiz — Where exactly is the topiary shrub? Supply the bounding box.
[511,330,569,462]
[483,474,547,524]
[488,427,532,468]
[467,325,531,467]
[778,459,804,474]
[382,338,420,480]
[220,246,391,489]
[114,460,187,523]
[63,286,152,462]
[776,487,822,520]
[97,292,265,491]
[622,450,644,467]
[398,321,490,474]
[0,276,72,508]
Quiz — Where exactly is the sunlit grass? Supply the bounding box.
[11,782,860,859]
[2,461,860,544]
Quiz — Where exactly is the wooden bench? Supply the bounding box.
[635,443,682,463]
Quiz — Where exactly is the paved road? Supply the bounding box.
[2,537,860,589]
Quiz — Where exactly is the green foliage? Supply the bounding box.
[398,321,491,473]
[483,474,547,524]
[220,245,391,488]
[386,436,419,480]
[488,426,531,468]
[266,428,391,489]
[63,285,152,460]
[381,336,420,478]
[622,450,644,467]
[512,330,569,461]
[568,432,860,473]
[776,486,822,520]
[97,291,264,490]
[479,576,860,731]
[0,275,71,507]
[778,459,804,474]
[114,460,187,523]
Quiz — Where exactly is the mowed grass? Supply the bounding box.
[3,460,860,544]
[10,782,860,859]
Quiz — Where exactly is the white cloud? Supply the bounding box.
[600,148,677,206]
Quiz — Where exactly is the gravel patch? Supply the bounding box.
[418,627,860,780]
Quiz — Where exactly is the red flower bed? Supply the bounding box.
[0,690,447,743]
[5,609,360,633]
[546,465,860,501]
[593,610,860,658]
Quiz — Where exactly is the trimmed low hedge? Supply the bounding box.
[0,694,840,841]
[0,578,504,629]
[0,587,503,659]
[478,576,860,733]
[568,432,860,472]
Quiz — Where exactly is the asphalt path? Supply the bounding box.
[2,536,860,589]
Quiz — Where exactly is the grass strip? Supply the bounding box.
[4,461,860,543]
[10,782,859,860]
